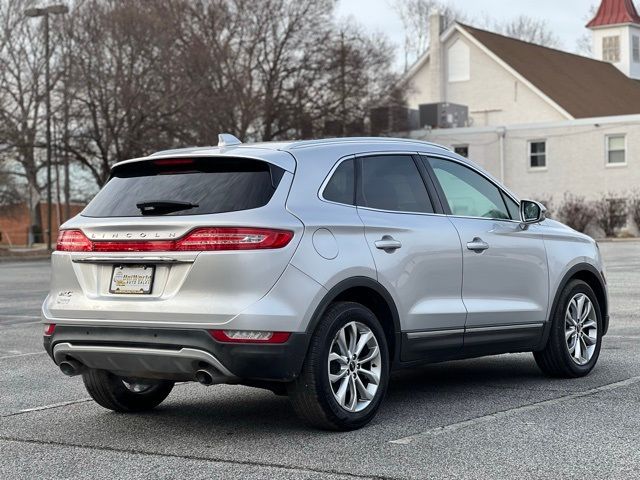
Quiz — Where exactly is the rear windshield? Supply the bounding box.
[82,158,284,217]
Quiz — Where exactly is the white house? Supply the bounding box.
[400,0,640,205]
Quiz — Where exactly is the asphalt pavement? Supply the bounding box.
[1,241,639,479]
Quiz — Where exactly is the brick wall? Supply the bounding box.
[0,203,85,247]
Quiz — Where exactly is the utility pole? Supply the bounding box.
[24,4,69,251]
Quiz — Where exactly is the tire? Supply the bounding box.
[82,369,174,413]
[288,301,389,430]
[534,279,603,378]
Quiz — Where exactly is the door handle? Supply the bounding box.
[466,237,489,253]
[375,236,402,252]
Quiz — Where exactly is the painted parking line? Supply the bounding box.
[1,398,92,418]
[389,375,640,445]
[0,351,46,360]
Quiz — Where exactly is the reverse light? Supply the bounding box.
[209,330,291,344]
[55,228,293,252]
[43,324,56,336]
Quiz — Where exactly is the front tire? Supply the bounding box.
[83,369,174,412]
[534,279,602,378]
[288,302,389,430]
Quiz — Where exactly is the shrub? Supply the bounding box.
[556,194,595,233]
[628,192,640,231]
[592,195,628,237]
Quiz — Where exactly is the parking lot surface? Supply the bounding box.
[1,242,639,479]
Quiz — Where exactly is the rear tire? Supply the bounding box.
[288,302,389,430]
[534,280,602,378]
[83,369,174,412]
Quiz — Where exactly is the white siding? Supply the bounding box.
[411,117,640,203]
[405,29,567,126]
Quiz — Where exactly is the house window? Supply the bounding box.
[606,135,626,165]
[603,36,620,62]
[454,145,469,158]
[528,141,546,169]
[633,36,640,63]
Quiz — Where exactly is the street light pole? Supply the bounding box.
[24,4,68,251]
[44,12,52,251]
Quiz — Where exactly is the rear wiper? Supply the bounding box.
[136,200,199,215]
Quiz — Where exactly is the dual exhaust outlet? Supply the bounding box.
[57,358,225,386]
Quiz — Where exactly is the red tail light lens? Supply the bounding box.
[55,228,293,252]
[175,228,293,251]
[43,324,56,336]
[209,330,291,344]
[56,230,92,252]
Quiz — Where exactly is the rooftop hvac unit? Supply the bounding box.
[419,103,469,129]
[370,107,419,135]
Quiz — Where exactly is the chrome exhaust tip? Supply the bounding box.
[194,367,220,386]
[59,359,84,377]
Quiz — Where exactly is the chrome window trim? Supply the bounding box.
[319,150,439,215]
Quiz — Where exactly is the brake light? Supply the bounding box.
[209,330,291,344]
[175,228,293,251]
[153,158,195,167]
[44,324,56,336]
[55,228,293,252]
[56,230,92,252]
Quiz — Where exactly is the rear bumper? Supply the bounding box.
[44,325,309,382]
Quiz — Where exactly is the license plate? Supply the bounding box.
[110,265,155,294]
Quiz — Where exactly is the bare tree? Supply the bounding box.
[495,15,561,48]
[1,0,399,200]
[576,5,598,56]
[63,0,191,186]
[395,0,562,72]
[0,0,50,242]
[394,0,465,71]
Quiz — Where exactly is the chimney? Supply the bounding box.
[429,10,444,102]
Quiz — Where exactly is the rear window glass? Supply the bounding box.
[82,158,284,217]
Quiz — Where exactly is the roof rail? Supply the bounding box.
[287,137,451,151]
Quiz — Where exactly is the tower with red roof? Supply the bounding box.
[587,0,640,78]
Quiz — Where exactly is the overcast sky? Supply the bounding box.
[336,0,601,68]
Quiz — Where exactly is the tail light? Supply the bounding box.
[55,228,293,252]
[56,230,92,252]
[43,324,56,336]
[209,330,291,344]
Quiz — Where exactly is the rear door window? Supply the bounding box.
[357,155,434,213]
[82,158,284,217]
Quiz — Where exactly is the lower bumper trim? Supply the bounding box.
[53,342,236,382]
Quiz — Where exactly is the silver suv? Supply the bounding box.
[43,136,608,430]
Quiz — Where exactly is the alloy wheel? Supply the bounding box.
[327,321,382,412]
[565,293,598,366]
[121,379,154,393]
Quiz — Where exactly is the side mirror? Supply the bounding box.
[520,199,546,226]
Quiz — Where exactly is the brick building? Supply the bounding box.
[0,203,85,247]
